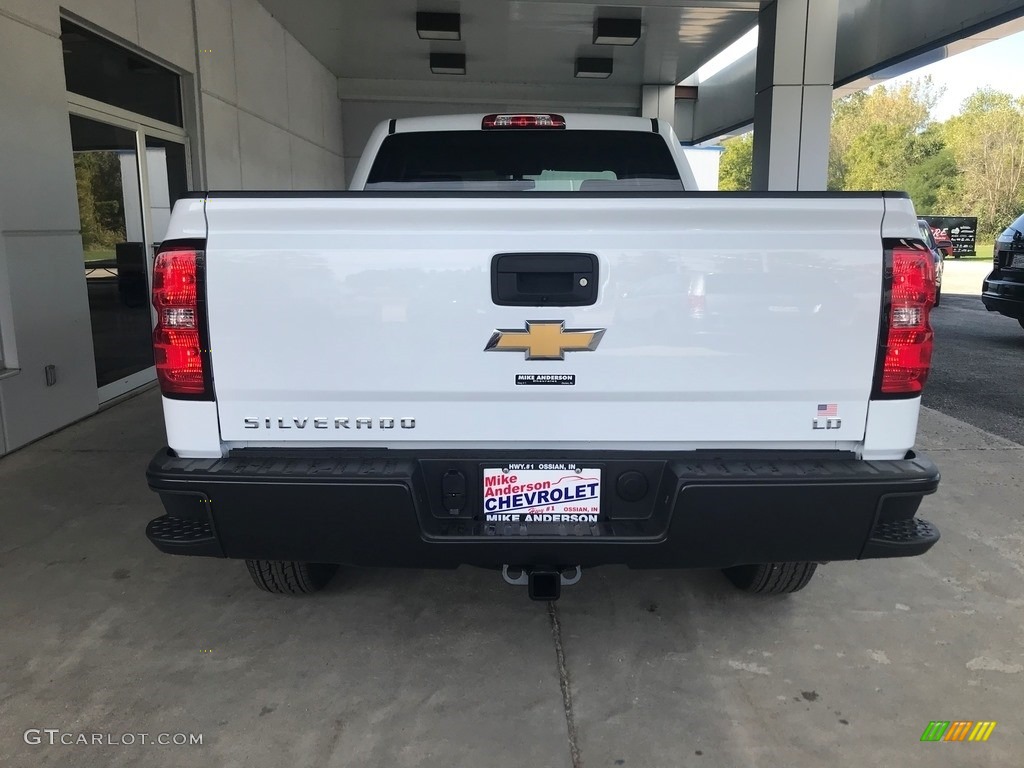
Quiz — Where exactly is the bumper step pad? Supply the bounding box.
[861,517,939,558]
[146,515,223,557]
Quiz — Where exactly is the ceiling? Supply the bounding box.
[256,0,759,89]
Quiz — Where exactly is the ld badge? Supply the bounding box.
[485,321,605,361]
[812,403,842,430]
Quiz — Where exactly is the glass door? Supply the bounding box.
[62,18,191,402]
[143,134,191,249]
[70,115,155,396]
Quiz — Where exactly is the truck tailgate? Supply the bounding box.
[203,194,889,447]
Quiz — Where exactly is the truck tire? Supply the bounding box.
[933,285,941,306]
[722,562,817,594]
[245,560,338,594]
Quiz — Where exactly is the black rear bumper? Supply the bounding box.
[146,449,940,569]
[982,272,1024,318]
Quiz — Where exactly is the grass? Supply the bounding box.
[83,249,116,262]
[942,241,993,261]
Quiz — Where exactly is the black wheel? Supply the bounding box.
[245,560,338,594]
[933,285,941,306]
[722,562,817,594]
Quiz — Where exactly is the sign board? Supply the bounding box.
[921,216,978,256]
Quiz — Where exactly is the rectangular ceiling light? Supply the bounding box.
[575,57,613,79]
[417,12,461,41]
[430,52,466,75]
[593,18,641,46]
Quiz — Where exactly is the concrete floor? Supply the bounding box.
[937,259,990,297]
[2,389,1023,767]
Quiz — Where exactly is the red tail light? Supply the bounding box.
[482,113,566,129]
[880,244,935,395]
[152,244,208,397]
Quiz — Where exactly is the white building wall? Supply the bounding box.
[194,0,346,189]
[0,0,346,454]
[0,5,98,451]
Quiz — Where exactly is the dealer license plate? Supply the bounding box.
[1011,253,1024,269]
[482,464,601,524]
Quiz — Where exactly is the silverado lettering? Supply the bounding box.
[242,417,415,429]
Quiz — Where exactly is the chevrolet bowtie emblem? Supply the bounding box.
[484,321,606,360]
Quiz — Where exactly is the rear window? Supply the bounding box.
[918,222,936,249]
[365,130,684,191]
[1003,213,1024,238]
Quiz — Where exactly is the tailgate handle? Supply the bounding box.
[491,253,598,306]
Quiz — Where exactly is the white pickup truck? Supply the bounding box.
[145,113,940,600]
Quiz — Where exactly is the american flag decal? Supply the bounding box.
[817,403,838,417]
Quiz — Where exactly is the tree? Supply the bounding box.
[829,78,940,191]
[718,132,753,191]
[74,151,126,251]
[894,123,959,214]
[714,76,1024,237]
[940,89,1024,237]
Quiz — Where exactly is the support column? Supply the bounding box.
[673,87,698,143]
[641,85,675,126]
[751,0,837,191]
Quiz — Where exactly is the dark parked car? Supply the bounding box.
[918,219,944,306]
[982,212,1024,330]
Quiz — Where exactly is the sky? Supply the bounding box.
[693,26,1024,123]
[884,31,1024,120]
